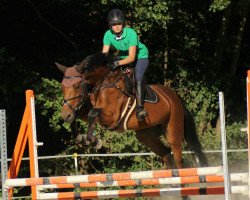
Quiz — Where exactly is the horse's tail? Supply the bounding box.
[184,107,208,167]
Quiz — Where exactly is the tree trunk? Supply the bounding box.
[163,49,168,86]
[228,5,249,77]
[212,6,232,70]
[164,29,169,86]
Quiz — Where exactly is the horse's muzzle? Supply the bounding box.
[61,107,75,123]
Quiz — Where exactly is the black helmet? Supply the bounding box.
[107,9,125,25]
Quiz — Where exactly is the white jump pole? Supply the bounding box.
[247,70,250,199]
[0,110,8,200]
[219,92,230,200]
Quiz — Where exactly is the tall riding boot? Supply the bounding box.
[136,81,148,121]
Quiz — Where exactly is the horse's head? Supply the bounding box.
[56,53,116,122]
[56,62,87,123]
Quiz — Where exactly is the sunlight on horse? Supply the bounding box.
[56,53,208,171]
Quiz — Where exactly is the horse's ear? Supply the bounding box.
[55,62,67,74]
[75,60,85,73]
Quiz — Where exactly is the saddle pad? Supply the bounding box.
[144,85,158,103]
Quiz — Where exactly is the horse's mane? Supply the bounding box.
[79,53,116,71]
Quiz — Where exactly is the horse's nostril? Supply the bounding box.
[67,114,72,120]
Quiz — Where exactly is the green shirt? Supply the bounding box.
[103,27,149,59]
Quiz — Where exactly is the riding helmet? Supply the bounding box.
[107,9,125,25]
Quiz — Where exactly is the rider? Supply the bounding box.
[102,8,149,121]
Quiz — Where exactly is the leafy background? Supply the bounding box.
[0,0,249,197]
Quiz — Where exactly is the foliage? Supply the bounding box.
[97,130,164,172]
[226,121,248,168]
[35,78,70,132]
[101,0,172,33]
[175,68,219,135]
[209,0,231,12]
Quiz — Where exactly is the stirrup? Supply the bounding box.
[138,109,148,117]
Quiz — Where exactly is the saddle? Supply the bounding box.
[124,67,158,103]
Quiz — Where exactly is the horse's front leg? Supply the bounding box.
[85,108,102,149]
[71,119,90,147]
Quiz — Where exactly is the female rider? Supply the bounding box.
[102,9,149,121]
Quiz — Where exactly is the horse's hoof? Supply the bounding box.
[82,135,90,146]
[93,139,102,150]
[76,134,90,146]
[76,134,83,143]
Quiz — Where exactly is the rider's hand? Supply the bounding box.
[111,61,119,69]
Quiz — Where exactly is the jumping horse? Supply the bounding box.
[56,53,208,170]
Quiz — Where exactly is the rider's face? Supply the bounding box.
[111,23,123,34]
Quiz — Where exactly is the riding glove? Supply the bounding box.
[111,61,119,69]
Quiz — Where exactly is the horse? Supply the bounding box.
[56,53,208,170]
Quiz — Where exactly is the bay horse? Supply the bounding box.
[56,53,208,170]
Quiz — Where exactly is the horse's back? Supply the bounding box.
[149,84,184,124]
[127,84,184,129]
[149,84,183,109]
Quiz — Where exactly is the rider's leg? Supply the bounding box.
[136,81,147,116]
[135,58,149,120]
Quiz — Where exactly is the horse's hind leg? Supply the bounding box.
[165,128,184,169]
[164,121,191,200]
[135,125,174,169]
[163,111,185,169]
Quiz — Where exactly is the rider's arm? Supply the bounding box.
[102,45,110,53]
[117,46,136,66]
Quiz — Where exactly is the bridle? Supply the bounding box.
[62,75,89,114]
[63,66,131,115]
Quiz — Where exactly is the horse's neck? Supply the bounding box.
[97,67,111,80]
[107,70,124,83]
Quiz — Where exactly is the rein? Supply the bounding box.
[92,68,131,97]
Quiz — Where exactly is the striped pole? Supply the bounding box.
[0,110,8,200]
[231,185,249,195]
[5,166,223,187]
[37,175,224,190]
[36,172,248,190]
[37,186,225,199]
[219,92,230,200]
